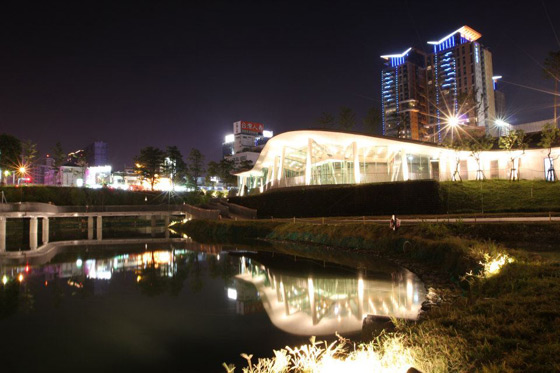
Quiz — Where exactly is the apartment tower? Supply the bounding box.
[381,48,430,140]
[381,26,501,142]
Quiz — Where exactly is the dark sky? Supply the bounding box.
[1,0,559,168]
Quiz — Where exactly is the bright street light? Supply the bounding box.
[447,116,459,127]
[447,115,460,142]
[495,119,510,136]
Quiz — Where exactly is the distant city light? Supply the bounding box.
[262,130,274,138]
[224,134,234,143]
[85,165,112,187]
[227,288,237,300]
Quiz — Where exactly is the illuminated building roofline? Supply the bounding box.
[380,47,412,60]
[427,25,482,45]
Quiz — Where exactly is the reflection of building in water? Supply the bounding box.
[232,257,425,336]
[2,249,190,284]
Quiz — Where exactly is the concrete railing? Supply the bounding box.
[0,202,60,213]
[224,202,257,219]
[0,202,220,220]
[180,204,221,220]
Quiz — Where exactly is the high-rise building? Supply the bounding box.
[381,48,430,140]
[222,121,273,166]
[381,26,502,142]
[85,141,109,166]
[427,26,497,140]
[492,76,506,118]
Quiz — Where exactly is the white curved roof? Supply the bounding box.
[236,130,445,177]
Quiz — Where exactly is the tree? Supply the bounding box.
[134,146,165,191]
[206,159,237,188]
[315,107,357,132]
[219,159,237,186]
[50,142,66,185]
[21,140,37,166]
[51,142,66,168]
[0,133,22,184]
[466,135,495,180]
[236,159,253,172]
[206,161,220,185]
[444,137,468,181]
[538,122,560,181]
[543,50,560,126]
[363,106,381,135]
[315,112,335,129]
[499,130,528,181]
[165,146,187,189]
[338,106,356,131]
[186,148,205,189]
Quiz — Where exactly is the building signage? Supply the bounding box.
[233,121,264,135]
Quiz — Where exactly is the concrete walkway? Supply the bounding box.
[268,214,560,225]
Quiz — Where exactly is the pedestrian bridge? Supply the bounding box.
[0,202,219,253]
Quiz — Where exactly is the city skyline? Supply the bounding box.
[1,0,559,167]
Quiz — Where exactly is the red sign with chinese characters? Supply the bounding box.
[240,121,264,134]
[234,121,264,135]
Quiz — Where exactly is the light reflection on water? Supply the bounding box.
[232,255,424,336]
[0,240,426,371]
[1,245,425,335]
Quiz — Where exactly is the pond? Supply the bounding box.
[0,228,426,372]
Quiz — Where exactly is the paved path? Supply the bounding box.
[266,215,560,225]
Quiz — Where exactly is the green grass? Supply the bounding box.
[181,220,283,243]
[441,179,560,213]
[419,258,560,372]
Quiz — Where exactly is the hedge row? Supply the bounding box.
[228,180,443,218]
[0,186,206,206]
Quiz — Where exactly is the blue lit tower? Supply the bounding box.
[426,26,498,139]
[380,48,430,140]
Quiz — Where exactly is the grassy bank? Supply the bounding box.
[180,220,560,371]
[440,179,560,213]
[0,186,206,206]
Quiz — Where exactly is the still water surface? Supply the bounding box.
[0,230,425,372]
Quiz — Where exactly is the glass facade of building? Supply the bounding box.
[236,130,560,196]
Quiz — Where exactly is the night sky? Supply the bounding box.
[1,0,559,168]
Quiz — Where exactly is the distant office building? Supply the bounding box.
[381,26,503,142]
[492,76,506,118]
[222,121,273,166]
[85,141,109,166]
[43,162,84,187]
[31,155,54,185]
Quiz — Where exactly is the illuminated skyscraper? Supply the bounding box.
[381,48,430,140]
[426,26,497,140]
[381,26,502,142]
